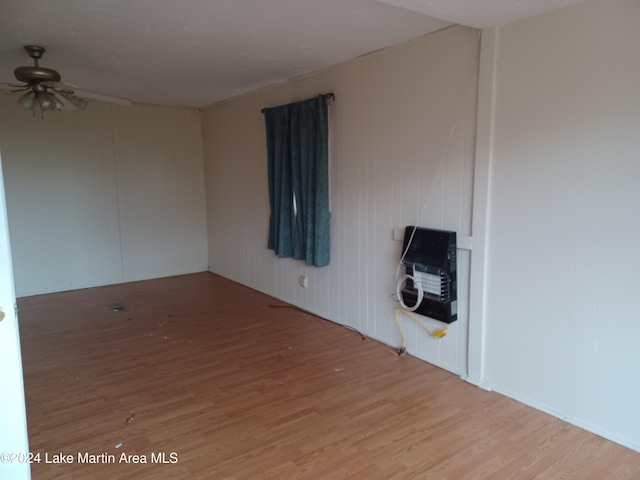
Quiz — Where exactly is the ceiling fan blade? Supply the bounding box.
[43,79,131,107]
[72,88,132,107]
[41,80,75,95]
[0,82,30,92]
[56,93,86,111]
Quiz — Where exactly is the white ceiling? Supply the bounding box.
[0,0,583,108]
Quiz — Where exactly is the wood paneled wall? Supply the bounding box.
[0,98,208,297]
[202,26,479,375]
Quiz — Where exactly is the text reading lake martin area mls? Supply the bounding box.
[1,451,179,464]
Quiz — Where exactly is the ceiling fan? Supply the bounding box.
[1,45,131,113]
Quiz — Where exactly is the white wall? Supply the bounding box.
[202,26,479,375]
[484,0,640,450]
[0,98,208,297]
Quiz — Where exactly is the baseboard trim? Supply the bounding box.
[484,382,640,453]
[460,374,492,391]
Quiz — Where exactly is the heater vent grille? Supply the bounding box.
[413,270,450,302]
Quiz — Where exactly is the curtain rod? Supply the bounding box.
[261,93,335,113]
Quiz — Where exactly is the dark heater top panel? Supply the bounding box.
[402,226,456,268]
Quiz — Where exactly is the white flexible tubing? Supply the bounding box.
[396,274,424,312]
[396,160,446,310]
[398,225,419,267]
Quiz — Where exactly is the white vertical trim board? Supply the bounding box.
[464,27,498,388]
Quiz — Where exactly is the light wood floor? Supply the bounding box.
[18,272,640,479]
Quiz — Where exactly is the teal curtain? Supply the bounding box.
[264,95,330,267]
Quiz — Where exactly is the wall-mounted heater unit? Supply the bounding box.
[400,226,457,323]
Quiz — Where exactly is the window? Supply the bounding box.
[263,94,331,267]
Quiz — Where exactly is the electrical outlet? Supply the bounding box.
[299,275,308,288]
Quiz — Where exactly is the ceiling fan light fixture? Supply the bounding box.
[17,91,36,109]
[52,95,65,111]
[36,90,57,111]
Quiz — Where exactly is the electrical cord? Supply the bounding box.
[268,304,367,340]
[394,159,449,350]
[394,308,449,356]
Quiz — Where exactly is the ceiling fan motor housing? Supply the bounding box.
[14,45,62,84]
[14,66,61,84]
